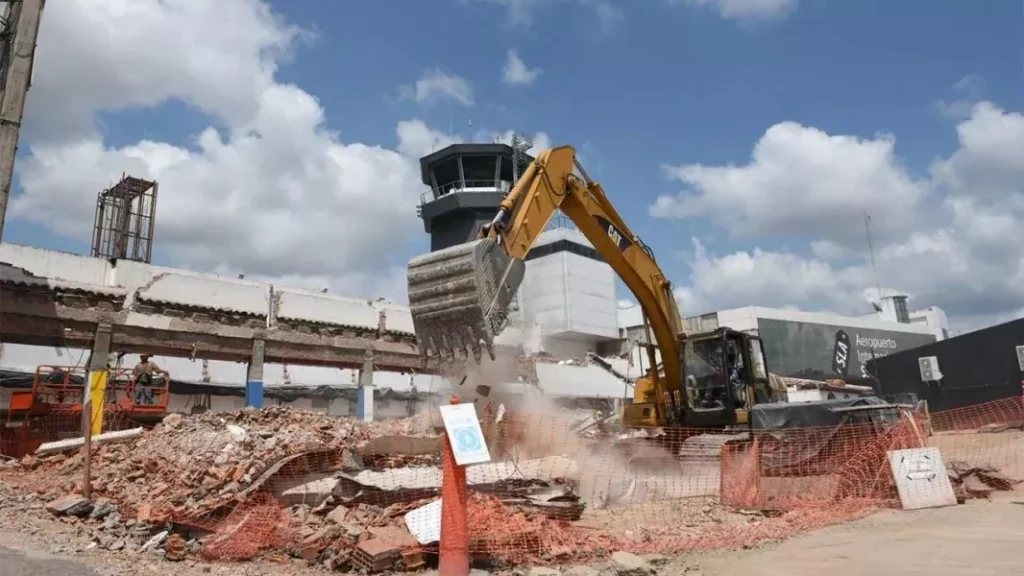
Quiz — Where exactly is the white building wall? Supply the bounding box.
[518,228,618,354]
[908,307,950,341]
[521,253,568,333]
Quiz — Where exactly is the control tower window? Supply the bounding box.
[461,154,498,188]
[432,157,460,196]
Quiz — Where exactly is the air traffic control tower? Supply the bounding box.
[416,140,534,251]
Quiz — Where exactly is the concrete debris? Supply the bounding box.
[35,428,144,455]
[562,567,600,576]
[610,551,655,576]
[89,498,118,520]
[46,495,93,517]
[142,531,169,552]
[947,461,1021,499]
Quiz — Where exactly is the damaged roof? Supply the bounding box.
[275,289,381,330]
[136,273,268,316]
[0,262,126,298]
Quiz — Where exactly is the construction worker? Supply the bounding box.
[133,354,169,405]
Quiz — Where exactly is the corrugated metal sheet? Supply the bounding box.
[0,262,126,297]
[534,363,632,399]
[137,273,268,316]
[276,290,379,329]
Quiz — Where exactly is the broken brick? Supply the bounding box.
[352,538,401,574]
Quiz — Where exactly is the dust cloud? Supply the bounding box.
[430,330,693,509]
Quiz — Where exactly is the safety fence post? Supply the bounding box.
[439,395,470,576]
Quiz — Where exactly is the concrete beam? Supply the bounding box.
[0,286,448,373]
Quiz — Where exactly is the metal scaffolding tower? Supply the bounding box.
[91,174,159,263]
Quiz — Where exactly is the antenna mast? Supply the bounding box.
[864,210,882,301]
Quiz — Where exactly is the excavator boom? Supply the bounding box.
[407,146,685,418]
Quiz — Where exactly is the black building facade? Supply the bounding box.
[865,318,1024,412]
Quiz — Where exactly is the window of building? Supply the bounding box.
[894,297,910,323]
[524,239,604,263]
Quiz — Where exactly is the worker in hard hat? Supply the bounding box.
[133,354,169,405]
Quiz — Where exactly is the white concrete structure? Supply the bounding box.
[0,243,415,334]
[908,307,950,341]
[619,304,943,340]
[518,225,619,358]
[0,242,634,415]
[861,293,951,342]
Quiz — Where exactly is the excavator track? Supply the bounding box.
[406,237,525,362]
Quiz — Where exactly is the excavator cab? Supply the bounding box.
[620,328,774,430]
[679,328,769,428]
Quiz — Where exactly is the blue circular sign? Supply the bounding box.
[454,426,482,452]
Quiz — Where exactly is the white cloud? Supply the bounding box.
[396,119,463,159]
[676,238,862,315]
[483,0,622,31]
[482,129,553,154]
[399,68,475,107]
[651,122,929,247]
[502,50,542,86]
[936,74,985,119]
[12,0,437,299]
[657,102,1024,329]
[24,0,305,144]
[810,239,851,261]
[674,0,797,22]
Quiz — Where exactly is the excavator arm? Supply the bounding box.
[407,146,685,416]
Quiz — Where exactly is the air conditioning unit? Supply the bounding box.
[1016,345,1024,372]
[918,356,942,382]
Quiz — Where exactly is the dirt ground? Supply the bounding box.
[694,495,1024,576]
[2,488,1023,575]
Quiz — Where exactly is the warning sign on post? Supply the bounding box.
[438,403,491,466]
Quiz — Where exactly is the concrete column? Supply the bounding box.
[245,338,265,408]
[84,324,112,438]
[357,349,374,422]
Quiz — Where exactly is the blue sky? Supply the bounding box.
[9,0,1024,326]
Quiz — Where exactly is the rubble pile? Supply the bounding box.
[14,406,441,516]
[947,460,1022,499]
[2,406,600,570]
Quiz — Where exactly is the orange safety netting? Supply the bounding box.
[2,397,1022,568]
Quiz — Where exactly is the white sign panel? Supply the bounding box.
[887,447,957,510]
[439,403,491,466]
[404,499,442,545]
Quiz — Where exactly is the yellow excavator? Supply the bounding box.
[407,145,776,429]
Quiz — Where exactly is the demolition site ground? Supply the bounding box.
[1,486,1022,576]
[1,402,1022,575]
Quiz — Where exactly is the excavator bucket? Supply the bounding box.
[407,237,525,362]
